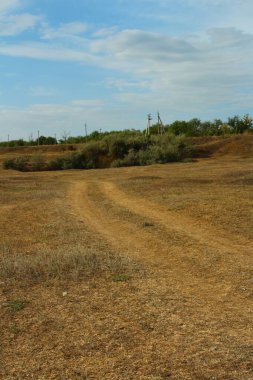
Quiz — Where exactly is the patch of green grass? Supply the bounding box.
[6,299,29,313]
[112,274,130,282]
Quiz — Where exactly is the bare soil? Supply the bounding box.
[0,136,253,379]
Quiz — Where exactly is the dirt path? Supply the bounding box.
[101,181,253,255]
[68,179,252,308]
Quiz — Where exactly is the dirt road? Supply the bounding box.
[69,174,252,294]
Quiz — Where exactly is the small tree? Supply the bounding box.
[242,114,253,131]
[31,152,45,171]
[61,130,70,144]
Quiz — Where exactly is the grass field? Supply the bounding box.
[0,135,253,379]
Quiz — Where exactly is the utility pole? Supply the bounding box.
[146,114,152,136]
[29,133,33,144]
[157,112,164,134]
[85,123,88,143]
[54,133,57,144]
[7,134,9,147]
[37,130,40,146]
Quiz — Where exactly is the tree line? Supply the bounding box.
[1,114,252,148]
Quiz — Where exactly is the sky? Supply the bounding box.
[0,0,253,140]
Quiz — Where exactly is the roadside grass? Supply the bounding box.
[0,172,142,288]
[112,274,130,282]
[0,245,139,285]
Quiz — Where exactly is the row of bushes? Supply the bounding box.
[3,152,45,171]
[3,133,193,172]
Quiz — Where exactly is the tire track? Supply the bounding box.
[100,181,252,256]
[68,180,250,303]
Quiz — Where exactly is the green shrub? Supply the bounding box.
[3,156,30,171]
[3,158,15,169]
[14,156,30,171]
[47,157,66,170]
[105,135,129,159]
[111,149,139,167]
[3,132,193,172]
[62,152,86,169]
[31,152,45,171]
[81,141,108,168]
[109,133,192,167]
[6,299,29,313]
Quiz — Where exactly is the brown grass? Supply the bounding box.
[0,136,252,379]
[0,246,136,284]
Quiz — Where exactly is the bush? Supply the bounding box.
[111,149,139,167]
[3,156,30,171]
[103,135,128,159]
[47,157,66,170]
[81,141,108,168]
[3,158,15,169]
[3,132,193,172]
[62,152,86,169]
[31,152,45,171]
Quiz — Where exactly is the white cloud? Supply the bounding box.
[90,26,253,118]
[0,24,252,101]
[91,29,196,60]
[92,26,118,38]
[70,99,103,107]
[41,21,88,40]
[207,27,253,47]
[106,77,150,91]
[1,25,253,119]
[0,41,96,63]
[0,13,41,36]
[30,86,59,97]
[0,99,109,140]
[0,0,41,37]
[0,0,20,14]
[0,0,253,137]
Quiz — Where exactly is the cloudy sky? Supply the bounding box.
[0,0,253,140]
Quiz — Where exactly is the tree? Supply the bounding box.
[168,120,188,135]
[242,114,253,131]
[35,136,57,145]
[187,118,201,136]
[61,130,70,144]
[227,115,243,133]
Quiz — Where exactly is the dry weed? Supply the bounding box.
[0,244,140,284]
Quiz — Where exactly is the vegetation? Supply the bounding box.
[3,133,193,171]
[2,113,252,172]
[0,248,135,284]
[3,156,30,171]
[1,114,252,149]
[6,299,29,313]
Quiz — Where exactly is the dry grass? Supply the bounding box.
[0,245,136,284]
[0,137,252,379]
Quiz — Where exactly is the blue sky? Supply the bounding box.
[0,0,253,140]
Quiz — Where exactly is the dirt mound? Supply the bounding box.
[0,143,78,155]
[193,134,253,158]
